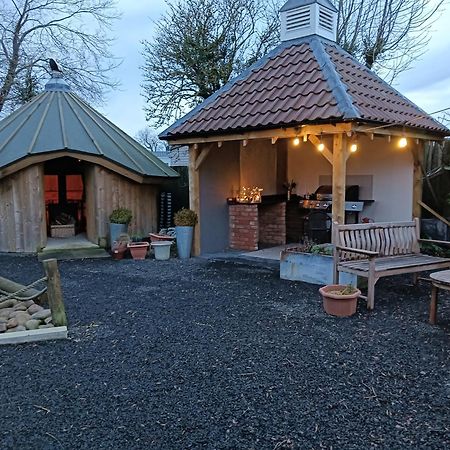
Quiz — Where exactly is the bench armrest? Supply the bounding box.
[419,239,450,247]
[336,246,379,257]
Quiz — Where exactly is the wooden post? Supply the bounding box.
[189,144,201,256]
[43,259,67,327]
[332,133,348,230]
[412,141,424,219]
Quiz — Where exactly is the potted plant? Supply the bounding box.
[319,284,361,317]
[127,241,149,260]
[111,233,130,260]
[174,208,198,259]
[109,208,132,246]
[151,241,173,260]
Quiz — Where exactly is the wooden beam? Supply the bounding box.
[332,133,348,226]
[242,139,248,147]
[271,137,278,145]
[188,144,201,256]
[166,123,353,145]
[194,146,211,171]
[43,259,67,327]
[412,142,424,219]
[308,134,333,164]
[354,125,444,142]
[418,200,450,227]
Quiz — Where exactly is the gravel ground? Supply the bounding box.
[0,254,449,450]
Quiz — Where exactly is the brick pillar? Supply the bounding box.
[229,204,259,251]
[258,203,286,246]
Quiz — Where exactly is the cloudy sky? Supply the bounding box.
[99,0,450,138]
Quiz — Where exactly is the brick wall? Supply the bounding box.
[229,204,259,251]
[258,203,286,246]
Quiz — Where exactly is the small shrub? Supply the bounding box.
[174,208,198,226]
[109,208,132,224]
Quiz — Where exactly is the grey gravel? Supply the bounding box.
[0,253,449,450]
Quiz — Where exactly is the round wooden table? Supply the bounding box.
[430,270,450,324]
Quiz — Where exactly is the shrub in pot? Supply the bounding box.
[109,208,132,246]
[319,284,361,317]
[174,208,198,259]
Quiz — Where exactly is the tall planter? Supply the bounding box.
[176,226,194,259]
[109,223,127,245]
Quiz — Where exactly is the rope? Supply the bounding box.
[0,277,48,302]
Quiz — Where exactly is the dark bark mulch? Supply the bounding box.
[0,254,449,450]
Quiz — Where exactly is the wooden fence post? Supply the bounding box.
[43,259,67,327]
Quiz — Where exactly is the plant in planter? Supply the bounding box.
[174,208,198,259]
[280,241,357,286]
[319,284,361,317]
[111,233,130,260]
[109,208,132,246]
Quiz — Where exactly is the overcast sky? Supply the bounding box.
[99,0,450,138]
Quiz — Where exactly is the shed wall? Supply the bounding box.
[0,165,46,252]
[88,166,158,244]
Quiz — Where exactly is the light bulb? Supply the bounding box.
[293,137,300,146]
[317,142,325,152]
[399,137,408,148]
[350,143,358,153]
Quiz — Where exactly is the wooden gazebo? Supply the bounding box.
[160,0,449,255]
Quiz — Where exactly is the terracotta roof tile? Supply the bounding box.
[161,36,448,139]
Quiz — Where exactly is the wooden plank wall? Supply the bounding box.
[0,164,46,252]
[89,166,158,243]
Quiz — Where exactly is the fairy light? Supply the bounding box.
[293,136,300,146]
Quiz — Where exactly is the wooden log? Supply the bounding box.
[43,259,67,327]
[0,275,46,302]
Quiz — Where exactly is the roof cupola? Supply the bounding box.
[280,0,338,42]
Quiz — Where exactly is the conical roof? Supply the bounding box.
[161,36,448,139]
[0,73,178,180]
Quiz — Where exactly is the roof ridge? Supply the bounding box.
[309,37,360,120]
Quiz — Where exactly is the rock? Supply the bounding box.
[0,299,18,309]
[12,312,31,326]
[0,318,7,324]
[6,325,26,333]
[39,324,55,329]
[25,319,41,330]
[0,308,14,319]
[44,317,53,324]
[27,304,43,315]
[31,309,52,320]
[22,300,35,308]
[0,323,7,333]
[6,318,18,329]
[13,303,28,311]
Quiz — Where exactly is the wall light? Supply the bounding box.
[350,143,358,153]
[293,136,300,146]
[399,137,408,148]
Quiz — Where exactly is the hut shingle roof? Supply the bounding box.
[161,36,449,139]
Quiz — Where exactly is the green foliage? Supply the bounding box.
[109,208,132,224]
[420,241,450,258]
[174,208,198,226]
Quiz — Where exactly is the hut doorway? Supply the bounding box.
[44,157,87,238]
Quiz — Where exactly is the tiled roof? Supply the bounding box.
[0,74,179,179]
[161,36,448,139]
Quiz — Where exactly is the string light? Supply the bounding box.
[349,133,358,153]
[399,136,408,148]
[317,132,324,151]
[293,136,300,146]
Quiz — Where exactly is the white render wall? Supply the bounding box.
[287,135,414,222]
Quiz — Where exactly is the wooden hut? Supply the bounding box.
[160,0,449,256]
[0,72,178,253]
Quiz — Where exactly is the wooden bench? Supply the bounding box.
[333,219,450,310]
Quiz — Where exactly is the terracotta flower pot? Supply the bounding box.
[127,242,149,260]
[111,241,128,260]
[319,284,361,317]
[149,233,175,243]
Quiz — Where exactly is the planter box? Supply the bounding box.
[50,224,75,238]
[280,248,357,286]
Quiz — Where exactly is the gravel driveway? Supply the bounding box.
[0,254,449,449]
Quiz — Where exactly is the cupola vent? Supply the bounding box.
[280,0,337,42]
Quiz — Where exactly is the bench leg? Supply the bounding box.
[367,277,376,310]
[412,273,419,285]
[429,284,438,325]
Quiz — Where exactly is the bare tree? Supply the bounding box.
[0,0,120,115]
[142,0,445,126]
[141,0,280,126]
[135,127,168,152]
[335,0,444,82]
